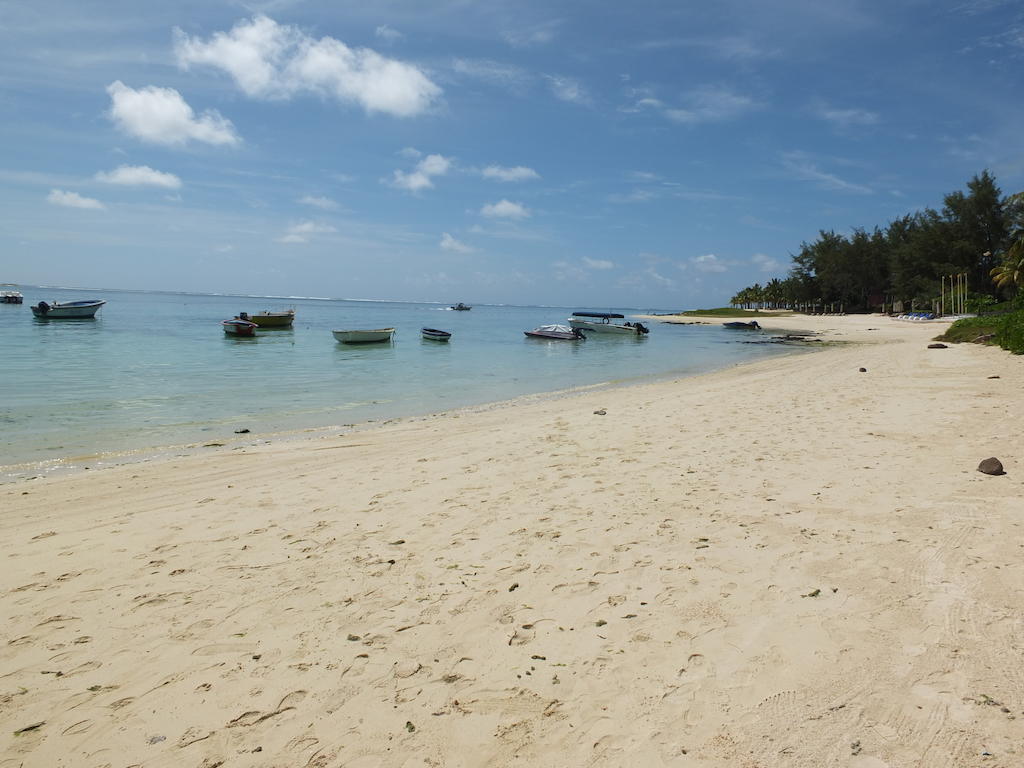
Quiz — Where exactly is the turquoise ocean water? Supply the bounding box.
[1,287,799,480]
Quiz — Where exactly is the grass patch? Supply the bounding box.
[676,307,792,318]
[937,308,1024,354]
[935,316,1001,344]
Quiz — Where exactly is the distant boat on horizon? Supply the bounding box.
[450,302,472,311]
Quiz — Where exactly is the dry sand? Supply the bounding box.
[1,314,1021,767]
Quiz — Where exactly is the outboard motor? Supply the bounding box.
[37,301,50,315]
[573,328,586,340]
[636,322,649,335]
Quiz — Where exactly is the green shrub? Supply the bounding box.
[680,308,791,317]
[996,309,1024,354]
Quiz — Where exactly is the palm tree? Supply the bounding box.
[990,245,1024,290]
[992,192,1024,291]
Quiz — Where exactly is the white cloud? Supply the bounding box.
[481,165,540,182]
[815,105,880,129]
[780,151,873,194]
[545,75,589,105]
[375,25,403,43]
[751,253,783,272]
[398,146,422,159]
[664,86,755,125]
[95,164,182,189]
[690,253,729,273]
[106,81,239,147]
[480,199,530,219]
[174,15,441,118]
[276,219,337,244]
[47,189,105,210]
[388,153,451,192]
[298,195,338,210]
[582,256,614,270]
[440,232,474,253]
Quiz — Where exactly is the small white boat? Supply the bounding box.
[333,328,396,344]
[722,321,761,330]
[525,324,585,340]
[450,303,472,311]
[31,299,106,318]
[1,284,23,304]
[421,327,452,342]
[568,312,649,335]
[250,309,295,328]
[223,317,258,336]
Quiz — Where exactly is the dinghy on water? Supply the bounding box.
[421,327,452,342]
[333,328,396,344]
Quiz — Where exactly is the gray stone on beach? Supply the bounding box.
[977,457,1005,476]
[858,367,867,373]
[927,343,948,349]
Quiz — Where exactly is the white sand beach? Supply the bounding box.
[1,314,1021,767]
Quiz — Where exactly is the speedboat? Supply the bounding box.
[223,316,258,336]
[421,327,452,342]
[568,312,649,335]
[1,284,23,304]
[31,299,106,318]
[450,303,472,311]
[524,324,586,340]
[250,309,295,328]
[333,328,396,344]
[723,321,761,330]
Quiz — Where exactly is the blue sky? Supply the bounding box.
[2,0,1022,308]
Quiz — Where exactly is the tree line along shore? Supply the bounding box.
[729,170,1024,353]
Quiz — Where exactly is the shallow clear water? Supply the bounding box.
[1,287,797,479]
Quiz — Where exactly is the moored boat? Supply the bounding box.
[450,302,472,311]
[524,324,586,340]
[421,327,452,342]
[250,309,295,328]
[568,311,649,335]
[723,321,761,330]
[31,299,105,318]
[333,328,396,344]
[1,284,23,304]
[223,316,258,336]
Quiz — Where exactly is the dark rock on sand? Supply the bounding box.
[978,458,1005,476]
[928,343,948,349]
[858,367,867,373]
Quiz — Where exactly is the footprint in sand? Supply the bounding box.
[191,643,254,656]
[61,720,93,736]
[63,660,102,677]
